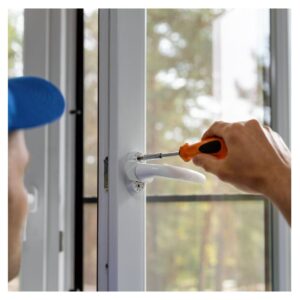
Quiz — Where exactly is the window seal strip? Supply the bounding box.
[72,8,84,292]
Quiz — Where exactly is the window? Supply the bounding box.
[146,9,271,291]
[97,9,290,291]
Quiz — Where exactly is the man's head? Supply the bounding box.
[8,77,65,280]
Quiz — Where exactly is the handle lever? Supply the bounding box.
[124,152,206,192]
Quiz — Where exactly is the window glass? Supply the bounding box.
[8,10,24,77]
[146,9,270,196]
[84,203,97,290]
[84,9,98,197]
[8,8,24,292]
[147,199,266,291]
[146,9,271,291]
[83,9,98,291]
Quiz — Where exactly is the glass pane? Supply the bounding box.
[84,9,98,196]
[8,9,24,292]
[84,203,97,290]
[146,9,270,195]
[146,9,271,292]
[147,198,266,291]
[83,10,98,291]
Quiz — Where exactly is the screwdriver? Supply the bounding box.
[137,137,227,162]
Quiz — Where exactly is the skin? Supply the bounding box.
[8,131,30,281]
[193,119,291,226]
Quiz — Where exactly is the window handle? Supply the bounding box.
[27,186,39,213]
[23,187,39,241]
[124,152,206,192]
[135,162,206,183]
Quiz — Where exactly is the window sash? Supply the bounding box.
[21,9,77,291]
[96,8,291,291]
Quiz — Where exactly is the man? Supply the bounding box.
[193,120,291,225]
[8,76,65,281]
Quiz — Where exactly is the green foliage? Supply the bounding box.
[147,200,265,291]
[8,10,23,77]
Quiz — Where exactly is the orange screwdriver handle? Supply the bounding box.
[179,137,227,162]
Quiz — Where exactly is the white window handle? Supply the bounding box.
[124,152,205,192]
[135,163,205,183]
[23,187,39,241]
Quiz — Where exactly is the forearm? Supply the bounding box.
[263,163,291,225]
[194,120,291,226]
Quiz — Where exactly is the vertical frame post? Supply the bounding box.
[98,9,146,291]
[22,9,50,290]
[97,9,109,291]
[270,9,291,291]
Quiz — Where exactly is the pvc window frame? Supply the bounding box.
[21,9,78,291]
[270,8,291,291]
[98,9,146,291]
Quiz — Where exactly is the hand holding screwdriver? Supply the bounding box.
[193,120,291,225]
[138,119,291,226]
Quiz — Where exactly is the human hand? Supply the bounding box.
[193,119,291,225]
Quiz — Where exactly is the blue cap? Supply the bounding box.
[8,76,65,132]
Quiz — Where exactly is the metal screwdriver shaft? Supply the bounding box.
[137,151,179,161]
[137,137,227,162]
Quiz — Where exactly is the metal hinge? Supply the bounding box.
[59,231,63,252]
[104,156,109,192]
[69,109,82,115]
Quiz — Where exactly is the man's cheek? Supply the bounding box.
[9,187,29,229]
[21,189,29,225]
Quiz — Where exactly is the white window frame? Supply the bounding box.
[270,8,291,291]
[97,8,291,291]
[98,9,146,291]
[20,9,77,291]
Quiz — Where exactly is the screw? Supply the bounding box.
[134,181,144,192]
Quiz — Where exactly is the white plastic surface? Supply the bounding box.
[124,152,206,186]
[135,163,206,184]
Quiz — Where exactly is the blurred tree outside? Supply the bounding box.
[146,9,269,196]
[84,9,98,197]
[147,9,228,196]
[83,9,98,290]
[146,9,270,291]
[147,200,265,291]
[8,10,23,77]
